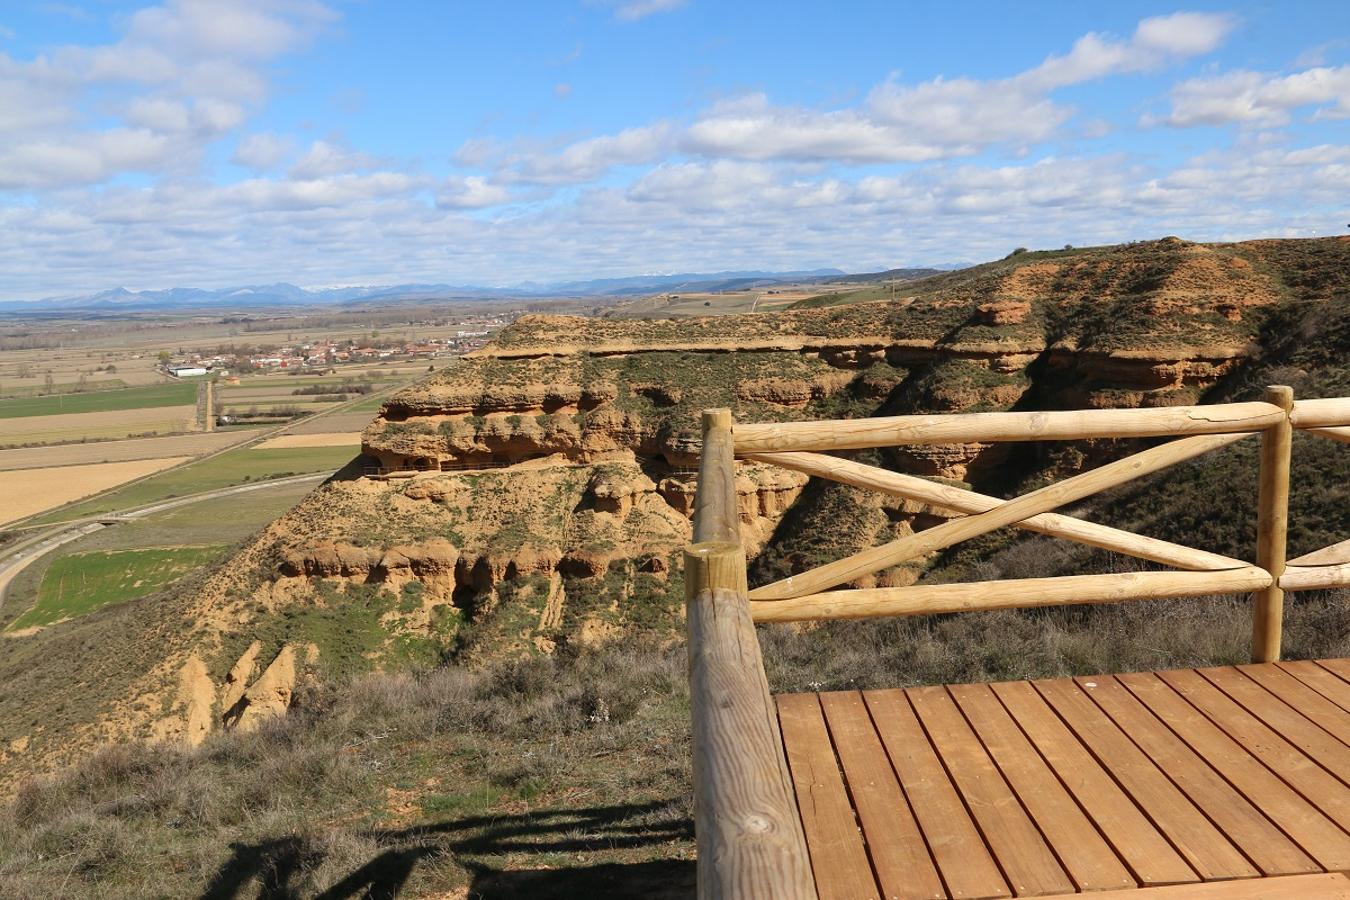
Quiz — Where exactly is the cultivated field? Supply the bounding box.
[285,411,377,433]
[0,457,191,525]
[253,432,361,449]
[0,430,258,471]
[0,479,318,631]
[0,406,199,448]
[0,382,197,418]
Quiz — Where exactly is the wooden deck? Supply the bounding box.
[778,659,1350,899]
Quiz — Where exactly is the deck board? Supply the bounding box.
[777,693,880,900]
[910,686,1076,897]
[819,691,946,900]
[779,659,1350,899]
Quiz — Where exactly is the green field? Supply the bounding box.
[30,445,358,523]
[0,382,196,419]
[10,545,226,629]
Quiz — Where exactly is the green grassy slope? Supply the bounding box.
[10,546,226,630]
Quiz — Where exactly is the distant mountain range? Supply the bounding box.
[0,267,946,312]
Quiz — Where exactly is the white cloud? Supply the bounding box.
[594,12,1236,166]
[231,132,295,170]
[590,0,686,22]
[474,123,675,184]
[1159,65,1350,127]
[289,140,382,179]
[0,0,334,192]
[437,176,511,209]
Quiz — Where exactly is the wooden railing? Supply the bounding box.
[685,387,1350,898]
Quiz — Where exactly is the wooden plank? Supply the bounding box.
[749,432,1251,600]
[750,568,1272,623]
[1078,675,1315,876]
[1237,663,1350,748]
[863,689,1010,900]
[777,694,879,900]
[1121,671,1350,871]
[686,544,816,900]
[907,686,1075,897]
[1196,666,1350,785]
[746,450,1249,572]
[949,683,1135,892]
[732,401,1285,453]
[991,681,1199,887]
[1037,871,1350,899]
[1314,658,1350,685]
[818,692,946,900]
[1278,661,1350,714]
[1034,678,1262,880]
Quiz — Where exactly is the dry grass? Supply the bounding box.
[0,457,191,524]
[4,589,1348,898]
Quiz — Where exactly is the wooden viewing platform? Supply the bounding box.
[684,390,1350,899]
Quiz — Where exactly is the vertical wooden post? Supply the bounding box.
[694,408,741,545]
[1252,385,1294,663]
[688,409,816,899]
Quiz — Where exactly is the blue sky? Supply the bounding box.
[0,0,1347,299]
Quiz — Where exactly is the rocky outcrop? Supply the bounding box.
[225,645,299,733]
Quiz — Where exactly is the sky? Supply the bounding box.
[1,0,1348,299]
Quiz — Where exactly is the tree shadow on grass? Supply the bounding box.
[200,799,694,900]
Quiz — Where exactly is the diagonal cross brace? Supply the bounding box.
[744,450,1250,574]
[748,431,1253,601]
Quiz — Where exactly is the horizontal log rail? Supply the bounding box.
[1280,563,1350,592]
[733,401,1284,454]
[1290,397,1350,429]
[750,567,1274,623]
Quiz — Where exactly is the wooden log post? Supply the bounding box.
[1252,385,1294,663]
[694,408,741,546]
[686,547,817,898]
[688,411,815,899]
